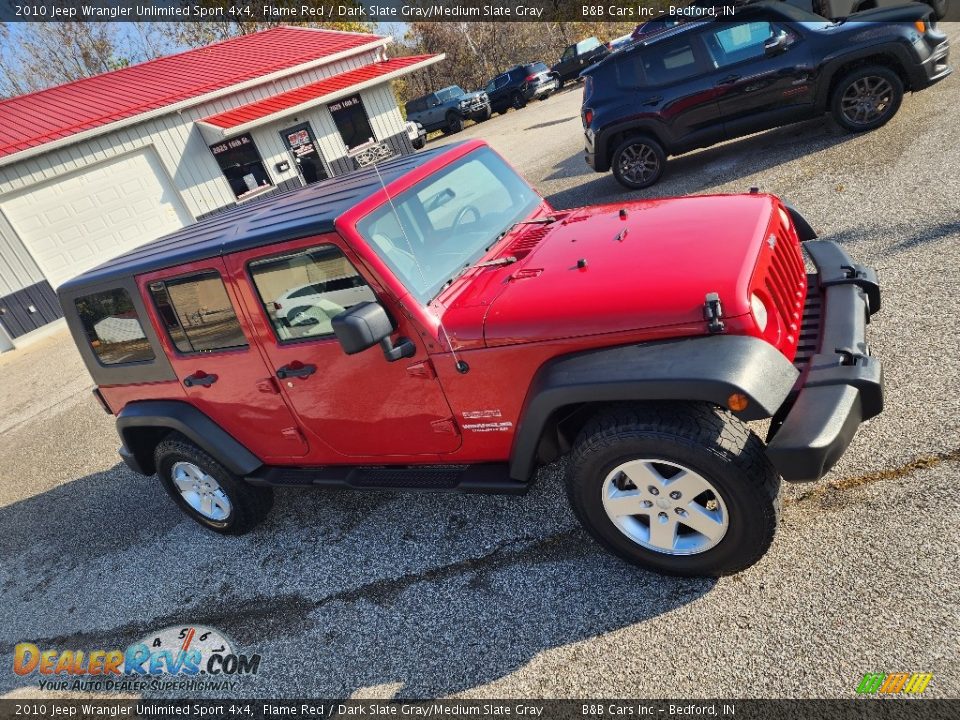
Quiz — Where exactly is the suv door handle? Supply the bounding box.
[641,95,663,106]
[277,362,316,380]
[183,372,217,388]
[718,74,741,85]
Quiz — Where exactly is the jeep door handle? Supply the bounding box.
[277,362,316,380]
[183,372,217,388]
[641,95,663,106]
[718,74,741,85]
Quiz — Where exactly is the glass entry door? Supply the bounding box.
[279,122,328,185]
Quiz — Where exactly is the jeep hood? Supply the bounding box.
[840,3,933,22]
[446,195,778,348]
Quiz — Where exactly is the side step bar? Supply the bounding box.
[246,462,528,495]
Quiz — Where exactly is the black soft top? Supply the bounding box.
[58,143,454,295]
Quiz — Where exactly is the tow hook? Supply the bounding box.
[703,292,725,334]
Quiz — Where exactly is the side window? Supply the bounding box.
[74,288,155,365]
[249,245,376,342]
[561,46,575,62]
[495,74,510,90]
[577,38,601,54]
[704,22,776,68]
[639,38,701,86]
[147,270,247,354]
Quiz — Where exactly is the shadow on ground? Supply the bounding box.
[545,116,858,209]
[0,463,714,697]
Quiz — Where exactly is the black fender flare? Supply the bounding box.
[116,401,262,477]
[814,42,916,109]
[595,119,671,171]
[508,335,799,481]
[781,200,818,241]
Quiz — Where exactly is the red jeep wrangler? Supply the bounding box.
[60,140,882,576]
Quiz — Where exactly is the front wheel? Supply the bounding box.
[155,434,273,535]
[830,65,903,132]
[566,403,780,576]
[929,0,948,19]
[476,106,492,121]
[611,136,666,190]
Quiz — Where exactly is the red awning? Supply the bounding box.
[200,55,440,131]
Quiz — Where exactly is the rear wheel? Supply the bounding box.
[929,0,947,19]
[830,65,903,132]
[566,403,780,577]
[611,136,666,189]
[556,76,566,90]
[444,112,464,134]
[511,92,527,110]
[155,434,273,535]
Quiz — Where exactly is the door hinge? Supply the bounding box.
[407,360,437,380]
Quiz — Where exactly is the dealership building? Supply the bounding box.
[0,26,442,350]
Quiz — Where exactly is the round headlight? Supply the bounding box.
[751,293,768,332]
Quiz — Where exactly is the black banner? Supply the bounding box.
[2,0,958,23]
[0,700,958,720]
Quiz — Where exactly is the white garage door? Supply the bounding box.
[1,149,192,288]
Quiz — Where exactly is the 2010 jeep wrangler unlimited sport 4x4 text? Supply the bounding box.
[60,140,882,577]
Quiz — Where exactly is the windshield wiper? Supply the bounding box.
[495,214,558,241]
[474,256,519,268]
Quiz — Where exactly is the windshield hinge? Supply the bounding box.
[703,292,725,334]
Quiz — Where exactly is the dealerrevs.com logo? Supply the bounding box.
[13,625,261,692]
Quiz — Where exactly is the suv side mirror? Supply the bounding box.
[332,302,415,362]
[763,30,790,56]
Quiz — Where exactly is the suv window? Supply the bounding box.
[704,22,776,68]
[576,38,601,54]
[561,46,575,62]
[639,38,702,86]
[147,270,247,354]
[249,245,376,342]
[74,288,155,365]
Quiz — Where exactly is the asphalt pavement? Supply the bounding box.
[1,27,958,700]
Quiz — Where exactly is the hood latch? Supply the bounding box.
[703,292,725,334]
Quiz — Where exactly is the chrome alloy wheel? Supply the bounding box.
[840,76,894,126]
[601,459,728,555]
[172,461,232,521]
[617,143,660,185]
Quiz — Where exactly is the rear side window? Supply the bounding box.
[577,38,601,54]
[74,288,155,365]
[249,245,376,342]
[640,38,701,86]
[147,271,247,354]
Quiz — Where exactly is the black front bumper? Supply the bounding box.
[766,240,883,482]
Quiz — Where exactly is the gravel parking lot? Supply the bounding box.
[2,26,958,700]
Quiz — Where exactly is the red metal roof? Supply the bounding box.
[0,27,384,161]
[201,55,439,130]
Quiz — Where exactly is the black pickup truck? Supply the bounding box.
[583,1,951,189]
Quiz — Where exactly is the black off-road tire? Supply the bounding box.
[511,92,527,110]
[444,112,464,134]
[566,403,780,577]
[155,434,273,535]
[929,0,947,19]
[476,106,492,122]
[830,65,904,132]
[611,135,666,190]
[556,76,565,90]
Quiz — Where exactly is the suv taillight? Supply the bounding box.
[525,74,537,82]
[583,109,594,127]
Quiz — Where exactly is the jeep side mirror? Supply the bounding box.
[763,30,790,56]
[332,302,415,362]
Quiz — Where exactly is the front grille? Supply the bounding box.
[764,226,808,347]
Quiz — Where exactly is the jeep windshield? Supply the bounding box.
[356,147,541,303]
[437,86,467,101]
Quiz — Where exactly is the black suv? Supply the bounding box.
[484,63,559,114]
[583,1,951,189]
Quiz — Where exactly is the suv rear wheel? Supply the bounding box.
[565,403,780,576]
[830,65,903,132]
[611,136,666,189]
[511,92,527,110]
[155,434,273,535]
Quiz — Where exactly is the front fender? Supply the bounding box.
[509,335,798,481]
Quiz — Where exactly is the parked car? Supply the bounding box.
[551,37,609,88]
[789,0,948,20]
[484,63,559,113]
[405,120,426,150]
[405,86,491,134]
[274,275,373,328]
[583,1,951,189]
[60,138,883,577]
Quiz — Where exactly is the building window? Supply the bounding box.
[74,288,155,365]
[328,94,376,150]
[147,270,248,354]
[209,133,273,200]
